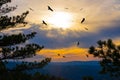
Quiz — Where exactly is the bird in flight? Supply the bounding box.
[48,6,54,12]
[58,54,60,56]
[84,27,88,30]
[65,8,69,9]
[81,18,85,23]
[63,56,66,58]
[80,8,83,11]
[29,8,34,11]
[77,41,80,46]
[42,20,47,25]
[86,54,89,58]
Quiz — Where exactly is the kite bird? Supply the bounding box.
[80,8,83,11]
[81,18,85,23]
[84,27,88,30]
[86,54,89,58]
[65,8,69,9]
[58,54,60,56]
[63,56,66,58]
[29,8,34,11]
[42,20,47,25]
[48,6,54,12]
[77,41,80,46]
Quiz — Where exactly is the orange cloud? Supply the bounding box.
[37,47,98,62]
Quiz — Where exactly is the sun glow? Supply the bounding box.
[47,12,73,29]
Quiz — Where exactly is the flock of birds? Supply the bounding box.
[29,6,86,27]
[57,53,66,58]
[29,6,89,58]
[42,6,54,26]
[56,41,89,58]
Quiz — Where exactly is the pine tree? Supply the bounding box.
[88,39,120,79]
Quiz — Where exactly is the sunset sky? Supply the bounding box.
[3,0,120,62]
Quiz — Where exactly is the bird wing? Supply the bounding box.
[86,55,89,57]
[63,56,66,58]
[42,20,47,25]
[48,6,53,11]
[58,54,60,56]
[84,27,88,30]
[81,18,85,23]
[77,42,79,46]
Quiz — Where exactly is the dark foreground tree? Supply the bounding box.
[88,39,120,79]
[0,0,64,80]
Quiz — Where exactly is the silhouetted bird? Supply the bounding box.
[63,56,66,58]
[81,18,85,23]
[65,8,68,9]
[29,8,34,11]
[86,54,89,57]
[84,27,88,30]
[42,20,47,25]
[48,6,54,12]
[58,54,60,56]
[77,42,80,46]
[80,8,83,11]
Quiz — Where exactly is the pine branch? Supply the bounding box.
[0,43,44,60]
[0,11,29,31]
[89,39,120,77]
[0,32,36,47]
[0,5,17,14]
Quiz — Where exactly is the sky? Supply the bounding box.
[2,0,120,62]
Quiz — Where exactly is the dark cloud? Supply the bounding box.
[76,25,120,48]
[23,23,120,49]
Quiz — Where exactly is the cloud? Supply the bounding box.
[38,47,97,62]
[4,22,120,49]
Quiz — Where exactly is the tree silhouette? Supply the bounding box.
[88,39,120,79]
[0,0,64,80]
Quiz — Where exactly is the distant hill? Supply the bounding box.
[6,61,111,80]
[39,61,111,80]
